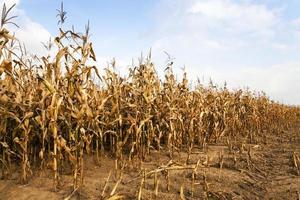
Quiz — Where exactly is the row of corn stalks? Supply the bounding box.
[0,4,299,190]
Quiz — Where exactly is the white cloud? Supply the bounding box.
[148,0,300,104]
[272,43,288,51]
[14,14,52,56]
[189,0,277,33]
[0,0,51,56]
[290,18,300,36]
[187,63,300,105]
[290,18,300,27]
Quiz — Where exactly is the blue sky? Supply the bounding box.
[18,0,158,59]
[1,0,300,105]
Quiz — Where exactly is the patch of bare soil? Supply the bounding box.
[0,127,299,200]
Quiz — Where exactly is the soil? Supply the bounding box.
[0,126,299,200]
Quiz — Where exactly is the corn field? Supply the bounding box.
[0,3,300,194]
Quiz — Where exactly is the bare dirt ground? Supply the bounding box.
[0,126,299,200]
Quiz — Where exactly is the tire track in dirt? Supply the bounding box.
[252,130,300,199]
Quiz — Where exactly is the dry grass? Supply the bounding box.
[0,3,300,198]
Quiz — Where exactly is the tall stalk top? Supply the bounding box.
[56,2,67,26]
[0,3,19,29]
